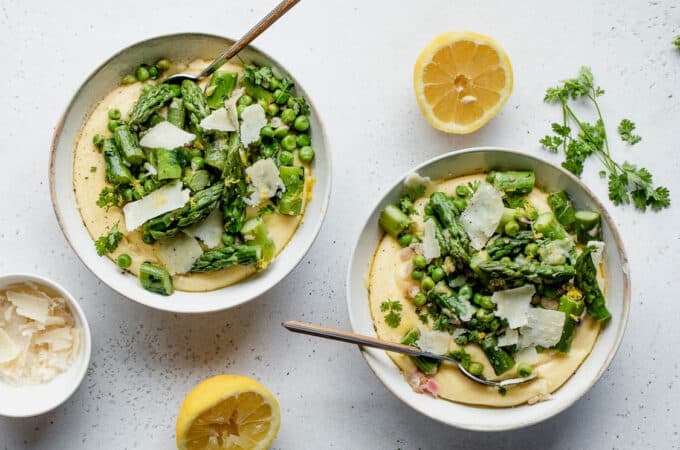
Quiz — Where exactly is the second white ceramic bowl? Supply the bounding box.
[50,33,331,313]
[346,148,630,431]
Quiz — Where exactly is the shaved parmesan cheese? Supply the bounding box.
[143,162,157,176]
[6,291,49,324]
[417,327,450,355]
[0,328,20,364]
[404,172,435,195]
[122,181,190,231]
[34,327,72,351]
[493,285,535,329]
[516,346,538,365]
[139,121,195,149]
[244,158,285,206]
[155,233,204,275]
[240,104,267,146]
[269,116,285,129]
[225,88,244,133]
[200,107,237,132]
[538,238,574,265]
[422,219,441,261]
[519,307,566,348]
[498,329,519,347]
[184,208,224,249]
[587,240,605,267]
[460,183,504,250]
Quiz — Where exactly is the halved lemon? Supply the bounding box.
[413,31,513,134]
[176,375,281,450]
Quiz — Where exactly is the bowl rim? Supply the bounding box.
[49,32,332,313]
[345,146,631,431]
[0,272,92,418]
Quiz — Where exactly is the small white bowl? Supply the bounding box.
[0,273,92,418]
[347,148,630,431]
[49,33,331,313]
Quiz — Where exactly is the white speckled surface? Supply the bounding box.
[0,0,679,448]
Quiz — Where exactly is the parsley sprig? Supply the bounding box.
[95,223,123,256]
[674,36,680,51]
[540,67,670,211]
[380,300,402,328]
[617,119,641,145]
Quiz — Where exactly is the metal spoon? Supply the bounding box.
[163,0,300,84]
[282,321,536,388]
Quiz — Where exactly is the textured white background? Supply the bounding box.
[1,0,679,448]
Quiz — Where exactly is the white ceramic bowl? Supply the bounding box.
[50,33,331,313]
[0,273,92,418]
[347,148,630,431]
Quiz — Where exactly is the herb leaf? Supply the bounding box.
[94,223,123,256]
[380,300,402,328]
[674,35,680,51]
[96,186,125,209]
[617,119,641,145]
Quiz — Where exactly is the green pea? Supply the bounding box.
[191,157,205,170]
[413,292,427,307]
[269,78,282,90]
[257,99,268,110]
[296,134,311,147]
[221,233,235,246]
[141,83,153,95]
[117,254,132,269]
[411,270,424,281]
[92,134,104,148]
[517,363,533,378]
[431,267,445,282]
[107,120,120,132]
[280,108,296,124]
[293,115,310,132]
[279,150,294,166]
[504,219,520,237]
[524,243,539,257]
[500,256,512,263]
[421,276,435,291]
[398,234,413,247]
[454,334,468,345]
[267,103,279,116]
[468,362,484,376]
[489,318,501,331]
[122,188,134,202]
[135,66,150,81]
[108,109,121,120]
[281,134,297,151]
[148,66,159,79]
[452,198,467,211]
[275,90,289,105]
[455,185,472,198]
[155,59,171,71]
[273,126,289,139]
[238,95,253,106]
[458,285,473,301]
[298,146,315,163]
[237,105,246,118]
[412,255,427,269]
[260,126,275,138]
[122,74,137,85]
[476,308,494,323]
[189,149,202,159]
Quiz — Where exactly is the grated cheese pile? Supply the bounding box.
[0,283,81,385]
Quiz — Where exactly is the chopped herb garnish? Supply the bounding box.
[380,300,402,328]
[94,222,123,256]
[674,35,680,50]
[258,203,276,216]
[617,119,641,145]
[90,166,97,173]
[96,186,125,209]
[540,66,670,211]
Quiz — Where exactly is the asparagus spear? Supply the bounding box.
[476,260,576,291]
[222,133,247,233]
[241,217,275,262]
[204,136,228,171]
[428,192,471,269]
[206,71,238,109]
[278,166,305,216]
[181,79,210,130]
[574,246,611,321]
[379,205,410,238]
[481,334,516,375]
[182,167,211,192]
[113,125,145,165]
[102,138,134,185]
[167,97,186,129]
[139,262,173,295]
[242,78,274,103]
[485,231,535,260]
[555,295,585,352]
[156,149,182,180]
[487,171,535,195]
[190,245,263,273]
[533,211,569,240]
[547,191,576,226]
[141,183,223,242]
[402,328,440,375]
[128,84,180,125]
[574,210,601,244]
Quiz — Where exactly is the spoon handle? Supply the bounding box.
[282,320,425,357]
[200,0,301,77]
